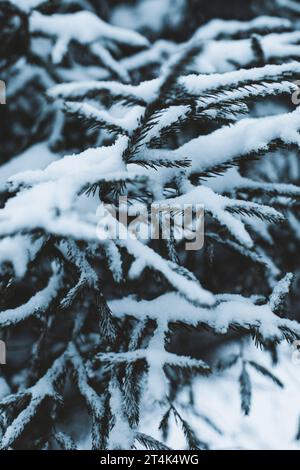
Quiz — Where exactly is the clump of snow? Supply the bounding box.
[110,292,300,341]
[180,61,300,95]
[192,32,300,73]
[111,0,184,34]
[0,137,128,239]
[173,107,300,175]
[193,16,292,41]
[30,11,149,65]
[269,273,294,312]
[64,101,145,134]
[48,78,162,104]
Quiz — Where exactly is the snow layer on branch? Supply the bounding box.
[0,263,62,327]
[99,312,209,401]
[193,16,292,40]
[179,62,300,96]
[64,101,144,134]
[55,41,175,84]
[161,185,283,248]
[0,143,58,191]
[193,32,300,73]
[135,105,190,147]
[99,349,210,369]
[67,343,104,421]
[121,40,177,72]
[269,273,293,312]
[171,108,300,175]
[6,58,55,98]
[103,241,123,283]
[94,205,213,305]
[205,167,300,199]
[111,0,184,34]
[0,137,128,240]
[135,108,300,180]
[48,78,161,104]
[9,139,126,186]
[170,186,253,247]
[108,382,135,450]
[89,42,131,83]
[103,209,214,306]
[30,11,149,64]
[0,351,66,449]
[109,293,300,341]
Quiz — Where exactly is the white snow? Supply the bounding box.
[117,238,214,306]
[0,137,128,240]
[0,263,62,327]
[103,241,123,283]
[9,0,46,12]
[192,32,300,74]
[269,273,294,312]
[64,101,144,134]
[0,351,67,449]
[173,107,300,175]
[193,16,292,41]
[67,343,105,425]
[121,40,176,72]
[0,143,58,191]
[108,382,135,450]
[30,11,149,64]
[1,7,300,451]
[140,342,300,450]
[89,42,130,83]
[0,235,43,278]
[48,78,161,104]
[180,61,300,95]
[111,0,184,34]
[98,207,214,306]
[109,292,300,341]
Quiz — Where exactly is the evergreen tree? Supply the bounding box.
[0,0,300,450]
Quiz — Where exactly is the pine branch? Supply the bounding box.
[0,351,66,449]
[171,405,208,450]
[247,360,284,388]
[67,343,105,450]
[135,433,172,451]
[53,431,77,450]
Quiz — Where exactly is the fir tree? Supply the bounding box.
[0,0,300,451]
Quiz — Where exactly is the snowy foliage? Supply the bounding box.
[1,0,300,450]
